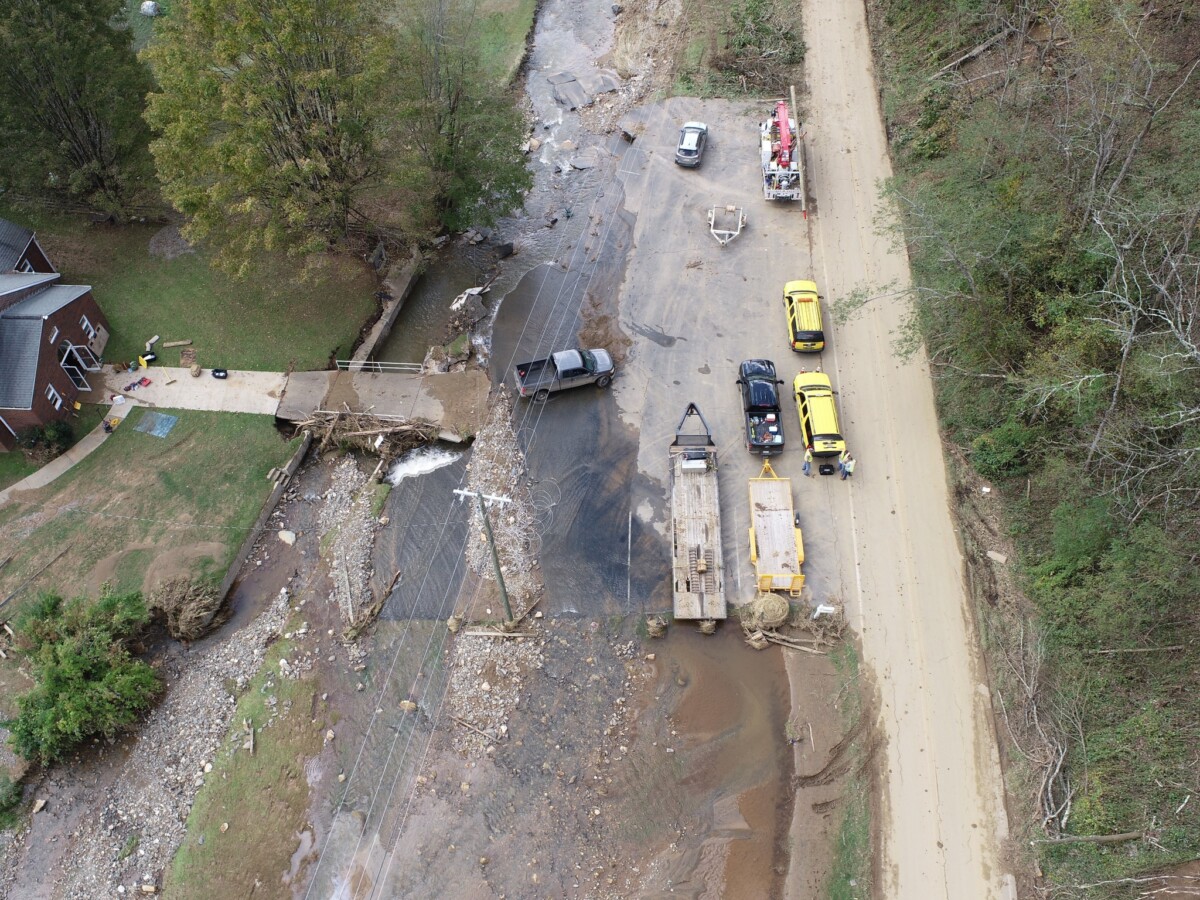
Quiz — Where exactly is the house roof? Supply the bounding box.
[0,218,34,272]
[0,275,96,410]
[0,272,59,297]
[0,317,42,409]
[1,283,91,318]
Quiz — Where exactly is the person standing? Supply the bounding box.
[803,446,813,477]
[840,452,856,480]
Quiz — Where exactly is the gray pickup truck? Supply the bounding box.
[514,348,615,401]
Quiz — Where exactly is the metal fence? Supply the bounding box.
[335,360,423,374]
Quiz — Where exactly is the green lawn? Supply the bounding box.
[3,204,378,373]
[0,405,108,492]
[475,0,538,82]
[0,408,298,624]
[0,453,39,493]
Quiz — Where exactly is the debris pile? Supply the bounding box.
[445,632,545,755]
[297,410,439,461]
[317,458,378,630]
[459,389,544,619]
[148,578,222,641]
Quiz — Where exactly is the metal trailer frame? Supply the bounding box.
[669,403,727,622]
[747,460,805,595]
[708,205,747,247]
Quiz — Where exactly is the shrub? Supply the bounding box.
[41,419,73,451]
[4,591,161,765]
[970,418,1037,480]
[14,426,43,450]
[0,772,21,829]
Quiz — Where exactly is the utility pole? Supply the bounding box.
[453,489,514,627]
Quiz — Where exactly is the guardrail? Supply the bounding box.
[335,360,423,374]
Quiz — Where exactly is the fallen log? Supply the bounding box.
[450,715,494,740]
[1032,831,1143,845]
[1087,645,1184,655]
[929,28,1014,80]
[461,630,533,638]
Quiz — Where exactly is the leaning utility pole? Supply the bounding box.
[453,489,514,626]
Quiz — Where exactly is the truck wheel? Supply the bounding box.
[595,374,612,388]
[534,389,550,402]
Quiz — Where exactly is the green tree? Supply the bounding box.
[0,0,154,216]
[145,0,396,273]
[4,591,161,766]
[391,0,531,233]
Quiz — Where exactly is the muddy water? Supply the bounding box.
[373,450,472,621]
[317,619,797,898]
[610,626,794,898]
[486,168,663,618]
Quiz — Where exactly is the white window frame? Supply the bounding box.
[48,325,59,345]
[17,259,33,273]
[79,314,96,340]
[45,384,63,410]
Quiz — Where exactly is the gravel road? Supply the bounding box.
[801,0,1016,895]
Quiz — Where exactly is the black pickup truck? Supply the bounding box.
[736,359,785,456]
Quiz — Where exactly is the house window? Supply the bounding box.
[45,384,63,410]
[80,314,96,340]
[48,326,59,344]
[17,259,33,273]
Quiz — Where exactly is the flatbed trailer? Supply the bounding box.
[669,403,726,622]
[747,460,805,595]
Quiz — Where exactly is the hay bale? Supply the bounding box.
[149,578,223,640]
[742,592,791,630]
[645,615,668,638]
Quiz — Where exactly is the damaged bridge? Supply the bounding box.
[86,365,492,444]
[276,368,492,443]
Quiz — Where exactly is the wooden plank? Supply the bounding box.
[748,476,800,588]
[670,449,726,620]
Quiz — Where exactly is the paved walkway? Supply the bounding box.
[83,366,288,415]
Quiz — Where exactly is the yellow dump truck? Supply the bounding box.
[747,461,805,595]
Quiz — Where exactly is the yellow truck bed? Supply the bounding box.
[748,462,805,595]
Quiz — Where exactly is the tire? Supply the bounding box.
[533,389,550,402]
[595,374,612,388]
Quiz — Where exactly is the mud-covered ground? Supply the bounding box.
[0,1,872,897]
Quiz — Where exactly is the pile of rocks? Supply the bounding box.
[56,585,293,898]
[445,631,545,756]
[461,391,544,616]
[317,458,378,625]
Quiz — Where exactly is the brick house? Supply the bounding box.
[0,219,109,451]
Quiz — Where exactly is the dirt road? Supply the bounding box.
[800,0,1016,896]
